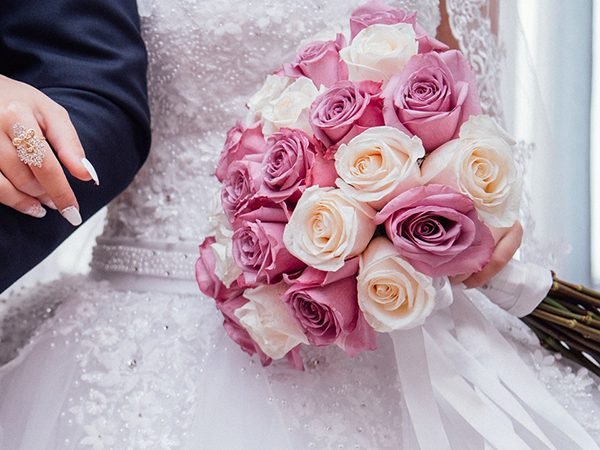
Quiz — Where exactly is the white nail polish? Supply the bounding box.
[26,204,47,218]
[61,206,82,226]
[81,158,100,186]
[44,200,57,210]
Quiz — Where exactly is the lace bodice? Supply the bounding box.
[100,0,439,241]
[91,0,501,281]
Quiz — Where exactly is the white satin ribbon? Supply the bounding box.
[390,261,598,450]
[452,289,597,449]
[424,329,532,450]
[425,313,555,449]
[477,259,553,317]
[393,327,452,450]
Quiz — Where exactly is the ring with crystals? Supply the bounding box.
[11,124,47,168]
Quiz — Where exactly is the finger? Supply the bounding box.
[490,225,512,245]
[36,194,57,210]
[7,111,82,226]
[36,101,99,185]
[463,221,523,288]
[0,172,46,218]
[449,273,471,285]
[0,132,46,198]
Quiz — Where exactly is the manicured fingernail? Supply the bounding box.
[60,206,82,226]
[25,204,47,218]
[43,200,57,210]
[81,158,100,186]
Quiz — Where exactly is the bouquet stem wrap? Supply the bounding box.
[484,260,600,377]
[391,262,598,449]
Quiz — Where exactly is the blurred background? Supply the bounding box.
[501,0,596,286]
[593,0,600,288]
[2,0,599,300]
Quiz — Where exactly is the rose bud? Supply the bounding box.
[282,33,349,88]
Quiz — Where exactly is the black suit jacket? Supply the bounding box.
[0,0,151,292]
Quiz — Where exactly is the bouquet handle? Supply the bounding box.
[477,259,553,317]
[479,259,600,376]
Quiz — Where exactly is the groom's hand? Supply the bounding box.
[0,75,97,225]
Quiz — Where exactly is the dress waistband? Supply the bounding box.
[90,238,200,295]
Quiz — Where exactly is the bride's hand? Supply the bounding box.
[0,75,98,225]
[450,221,523,288]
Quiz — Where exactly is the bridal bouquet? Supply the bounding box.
[196,1,600,374]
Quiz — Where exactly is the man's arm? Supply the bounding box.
[0,0,151,292]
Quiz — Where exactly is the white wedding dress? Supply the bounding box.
[0,1,598,449]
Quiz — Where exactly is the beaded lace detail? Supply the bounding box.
[91,241,196,280]
[446,0,504,122]
[3,279,223,448]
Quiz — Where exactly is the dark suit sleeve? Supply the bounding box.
[0,0,151,292]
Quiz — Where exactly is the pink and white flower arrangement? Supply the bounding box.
[197,0,521,369]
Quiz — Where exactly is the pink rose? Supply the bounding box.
[221,160,262,223]
[218,295,272,366]
[282,34,349,88]
[375,184,494,277]
[235,204,289,224]
[305,154,337,188]
[259,128,317,203]
[195,236,243,302]
[309,80,384,149]
[216,122,266,182]
[284,258,377,356]
[382,50,482,152]
[232,220,305,286]
[349,0,448,53]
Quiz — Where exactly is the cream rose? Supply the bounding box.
[420,115,521,227]
[208,211,242,288]
[340,23,418,83]
[335,126,424,209]
[235,282,308,360]
[358,237,437,332]
[261,77,321,136]
[246,75,292,122]
[283,186,376,272]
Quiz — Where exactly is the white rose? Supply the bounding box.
[261,77,321,136]
[459,114,517,145]
[235,282,308,360]
[358,237,437,332]
[340,23,418,83]
[208,212,242,288]
[283,186,376,272]
[335,126,424,209]
[246,75,293,123]
[420,115,522,227]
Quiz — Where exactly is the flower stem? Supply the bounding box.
[530,309,600,342]
[550,280,600,309]
[553,275,600,300]
[537,302,600,328]
[545,296,600,318]
[522,316,600,376]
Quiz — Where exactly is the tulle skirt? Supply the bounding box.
[0,276,598,449]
